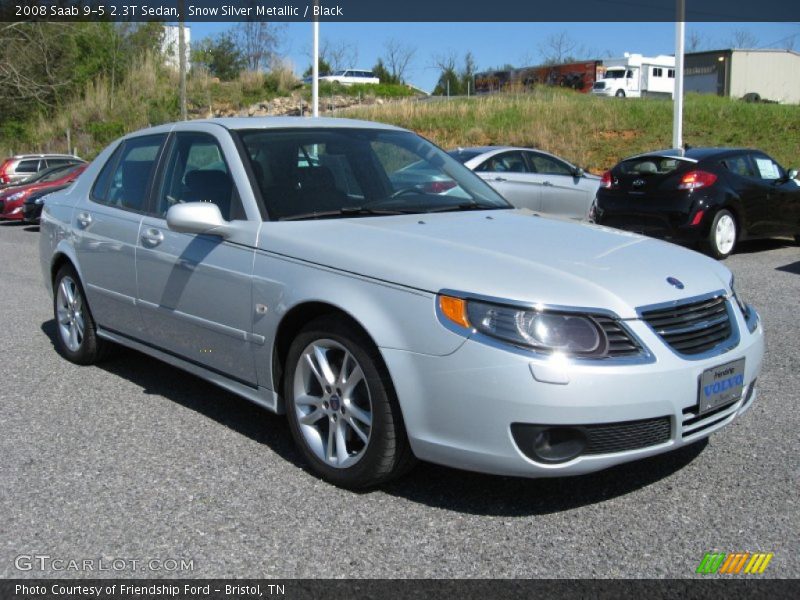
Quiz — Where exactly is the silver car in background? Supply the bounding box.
[40,118,763,489]
[450,146,601,220]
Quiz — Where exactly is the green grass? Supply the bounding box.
[344,88,800,173]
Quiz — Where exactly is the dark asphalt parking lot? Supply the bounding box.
[1,220,798,579]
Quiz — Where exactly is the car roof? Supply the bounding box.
[622,147,755,163]
[8,154,80,159]
[125,117,407,139]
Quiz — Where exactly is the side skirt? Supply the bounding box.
[96,327,283,414]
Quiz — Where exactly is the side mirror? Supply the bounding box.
[573,167,585,178]
[787,168,798,180]
[166,202,231,238]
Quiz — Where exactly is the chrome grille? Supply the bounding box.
[641,295,732,356]
[594,316,642,357]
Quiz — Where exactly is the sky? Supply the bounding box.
[189,22,800,93]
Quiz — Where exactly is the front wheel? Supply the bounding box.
[615,89,626,98]
[703,209,737,259]
[284,316,415,489]
[53,265,110,364]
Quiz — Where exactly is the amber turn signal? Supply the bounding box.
[439,295,470,328]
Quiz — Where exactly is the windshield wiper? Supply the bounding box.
[424,201,508,213]
[278,207,416,221]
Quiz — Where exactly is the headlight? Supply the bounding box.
[7,191,25,201]
[729,276,748,317]
[439,295,607,356]
[730,276,757,332]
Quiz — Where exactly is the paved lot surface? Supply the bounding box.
[1,221,798,579]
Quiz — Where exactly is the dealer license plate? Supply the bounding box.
[698,358,745,415]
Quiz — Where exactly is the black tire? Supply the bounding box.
[284,315,416,489]
[52,264,110,365]
[702,209,738,260]
[615,89,626,98]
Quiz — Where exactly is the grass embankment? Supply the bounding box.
[346,88,800,172]
[2,56,416,160]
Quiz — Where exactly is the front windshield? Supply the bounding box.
[605,69,625,79]
[238,128,510,220]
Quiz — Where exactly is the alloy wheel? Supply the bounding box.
[56,276,85,352]
[292,339,373,469]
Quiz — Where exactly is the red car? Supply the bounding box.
[0,163,87,221]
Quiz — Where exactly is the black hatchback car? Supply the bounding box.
[591,148,799,258]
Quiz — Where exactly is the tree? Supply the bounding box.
[686,30,707,52]
[539,31,578,65]
[322,39,358,72]
[191,33,246,81]
[234,21,282,72]
[383,38,415,83]
[371,58,394,84]
[432,52,460,96]
[730,29,758,49]
[302,57,332,78]
[461,52,476,94]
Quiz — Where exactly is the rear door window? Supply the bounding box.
[92,135,166,211]
[721,155,756,179]
[476,151,529,173]
[16,159,40,173]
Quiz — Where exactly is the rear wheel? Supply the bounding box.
[703,209,737,259]
[53,265,109,364]
[284,316,415,489]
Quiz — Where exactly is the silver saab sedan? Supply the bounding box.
[39,118,764,489]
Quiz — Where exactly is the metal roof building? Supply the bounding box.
[684,49,800,104]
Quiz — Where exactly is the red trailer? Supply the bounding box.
[475,60,604,94]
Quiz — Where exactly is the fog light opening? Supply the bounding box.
[532,427,586,463]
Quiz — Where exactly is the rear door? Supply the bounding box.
[135,126,260,385]
[474,151,542,211]
[526,151,595,219]
[72,134,167,337]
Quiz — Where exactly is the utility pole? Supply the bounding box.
[672,0,685,151]
[312,16,319,117]
[178,7,187,121]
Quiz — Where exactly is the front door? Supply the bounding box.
[135,129,260,385]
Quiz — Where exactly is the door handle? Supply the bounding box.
[542,181,553,187]
[493,177,507,182]
[141,228,165,246]
[76,212,92,228]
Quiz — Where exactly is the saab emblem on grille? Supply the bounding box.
[632,179,645,187]
[667,277,685,289]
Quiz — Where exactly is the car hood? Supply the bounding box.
[258,209,731,319]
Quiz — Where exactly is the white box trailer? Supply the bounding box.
[591,54,676,98]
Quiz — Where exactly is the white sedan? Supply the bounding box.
[450,146,601,220]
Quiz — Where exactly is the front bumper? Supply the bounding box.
[382,303,764,477]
